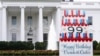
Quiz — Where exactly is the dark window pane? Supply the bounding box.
[43,33,48,42]
[88,16,92,25]
[27,38,32,43]
[28,16,32,25]
[62,0,73,2]
[70,0,73,2]
[43,16,48,20]
[12,16,17,25]
[43,16,48,26]
[62,0,65,1]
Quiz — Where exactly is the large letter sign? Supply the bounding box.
[59,10,93,56]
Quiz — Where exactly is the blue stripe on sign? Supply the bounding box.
[83,33,86,38]
[86,19,89,25]
[76,32,79,38]
[62,33,65,38]
[76,10,78,16]
[80,19,83,24]
[73,19,76,24]
[65,19,67,24]
[66,10,68,15]
[68,32,72,38]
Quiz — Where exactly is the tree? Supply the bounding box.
[93,40,98,50]
[96,42,100,50]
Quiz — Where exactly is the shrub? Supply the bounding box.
[0,41,34,50]
[96,42,100,50]
[93,40,98,50]
[0,41,8,50]
[35,41,47,50]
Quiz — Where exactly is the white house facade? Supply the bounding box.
[0,0,100,50]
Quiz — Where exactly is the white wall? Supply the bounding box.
[7,12,21,41]
[25,12,38,43]
[86,10,100,42]
[7,10,52,43]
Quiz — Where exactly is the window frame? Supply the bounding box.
[88,16,93,25]
[43,16,48,26]
[27,16,32,26]
[11,33,17,41]
[43,33,48,42]
[11,16,17,25]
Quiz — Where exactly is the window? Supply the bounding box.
[43,33,48,42]
[27,38,32,43]
[88,16,92,25]
[62,0,73,2]
[43,16,48,26]
[89,33,93,38]
[27,16,32,26]
[12,33,16,41]
[12,16,17,25]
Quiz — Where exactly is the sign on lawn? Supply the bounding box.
[59,10,93,56]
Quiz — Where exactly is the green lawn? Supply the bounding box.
[94,55,100,56]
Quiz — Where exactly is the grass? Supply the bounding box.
[93,55,100,56]
[0,50,99,55]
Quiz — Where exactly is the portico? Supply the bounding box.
[0,0,61,44]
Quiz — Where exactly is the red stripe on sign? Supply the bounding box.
[64,10,68,17]
[71,10,74,17]
[59,33,93,42]
[64,10,66,17]
[78,10,80,17]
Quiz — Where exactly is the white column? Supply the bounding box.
[2,6,7,41]
[38,6,43,42]
[20,6,25,41]
[56,7,61,41]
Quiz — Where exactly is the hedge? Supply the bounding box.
[0,41,34,50]
[0,41,48,50]
[35,41,47,50]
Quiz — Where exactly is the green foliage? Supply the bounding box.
[0,41,48,50]
[0,41,8,50]
[0,41,34,50]
[96,42,100,50]
[35,41,47,50]
[93,40,98,50]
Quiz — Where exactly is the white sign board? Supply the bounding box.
[60,42,93,56]
[59,9,93,56]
